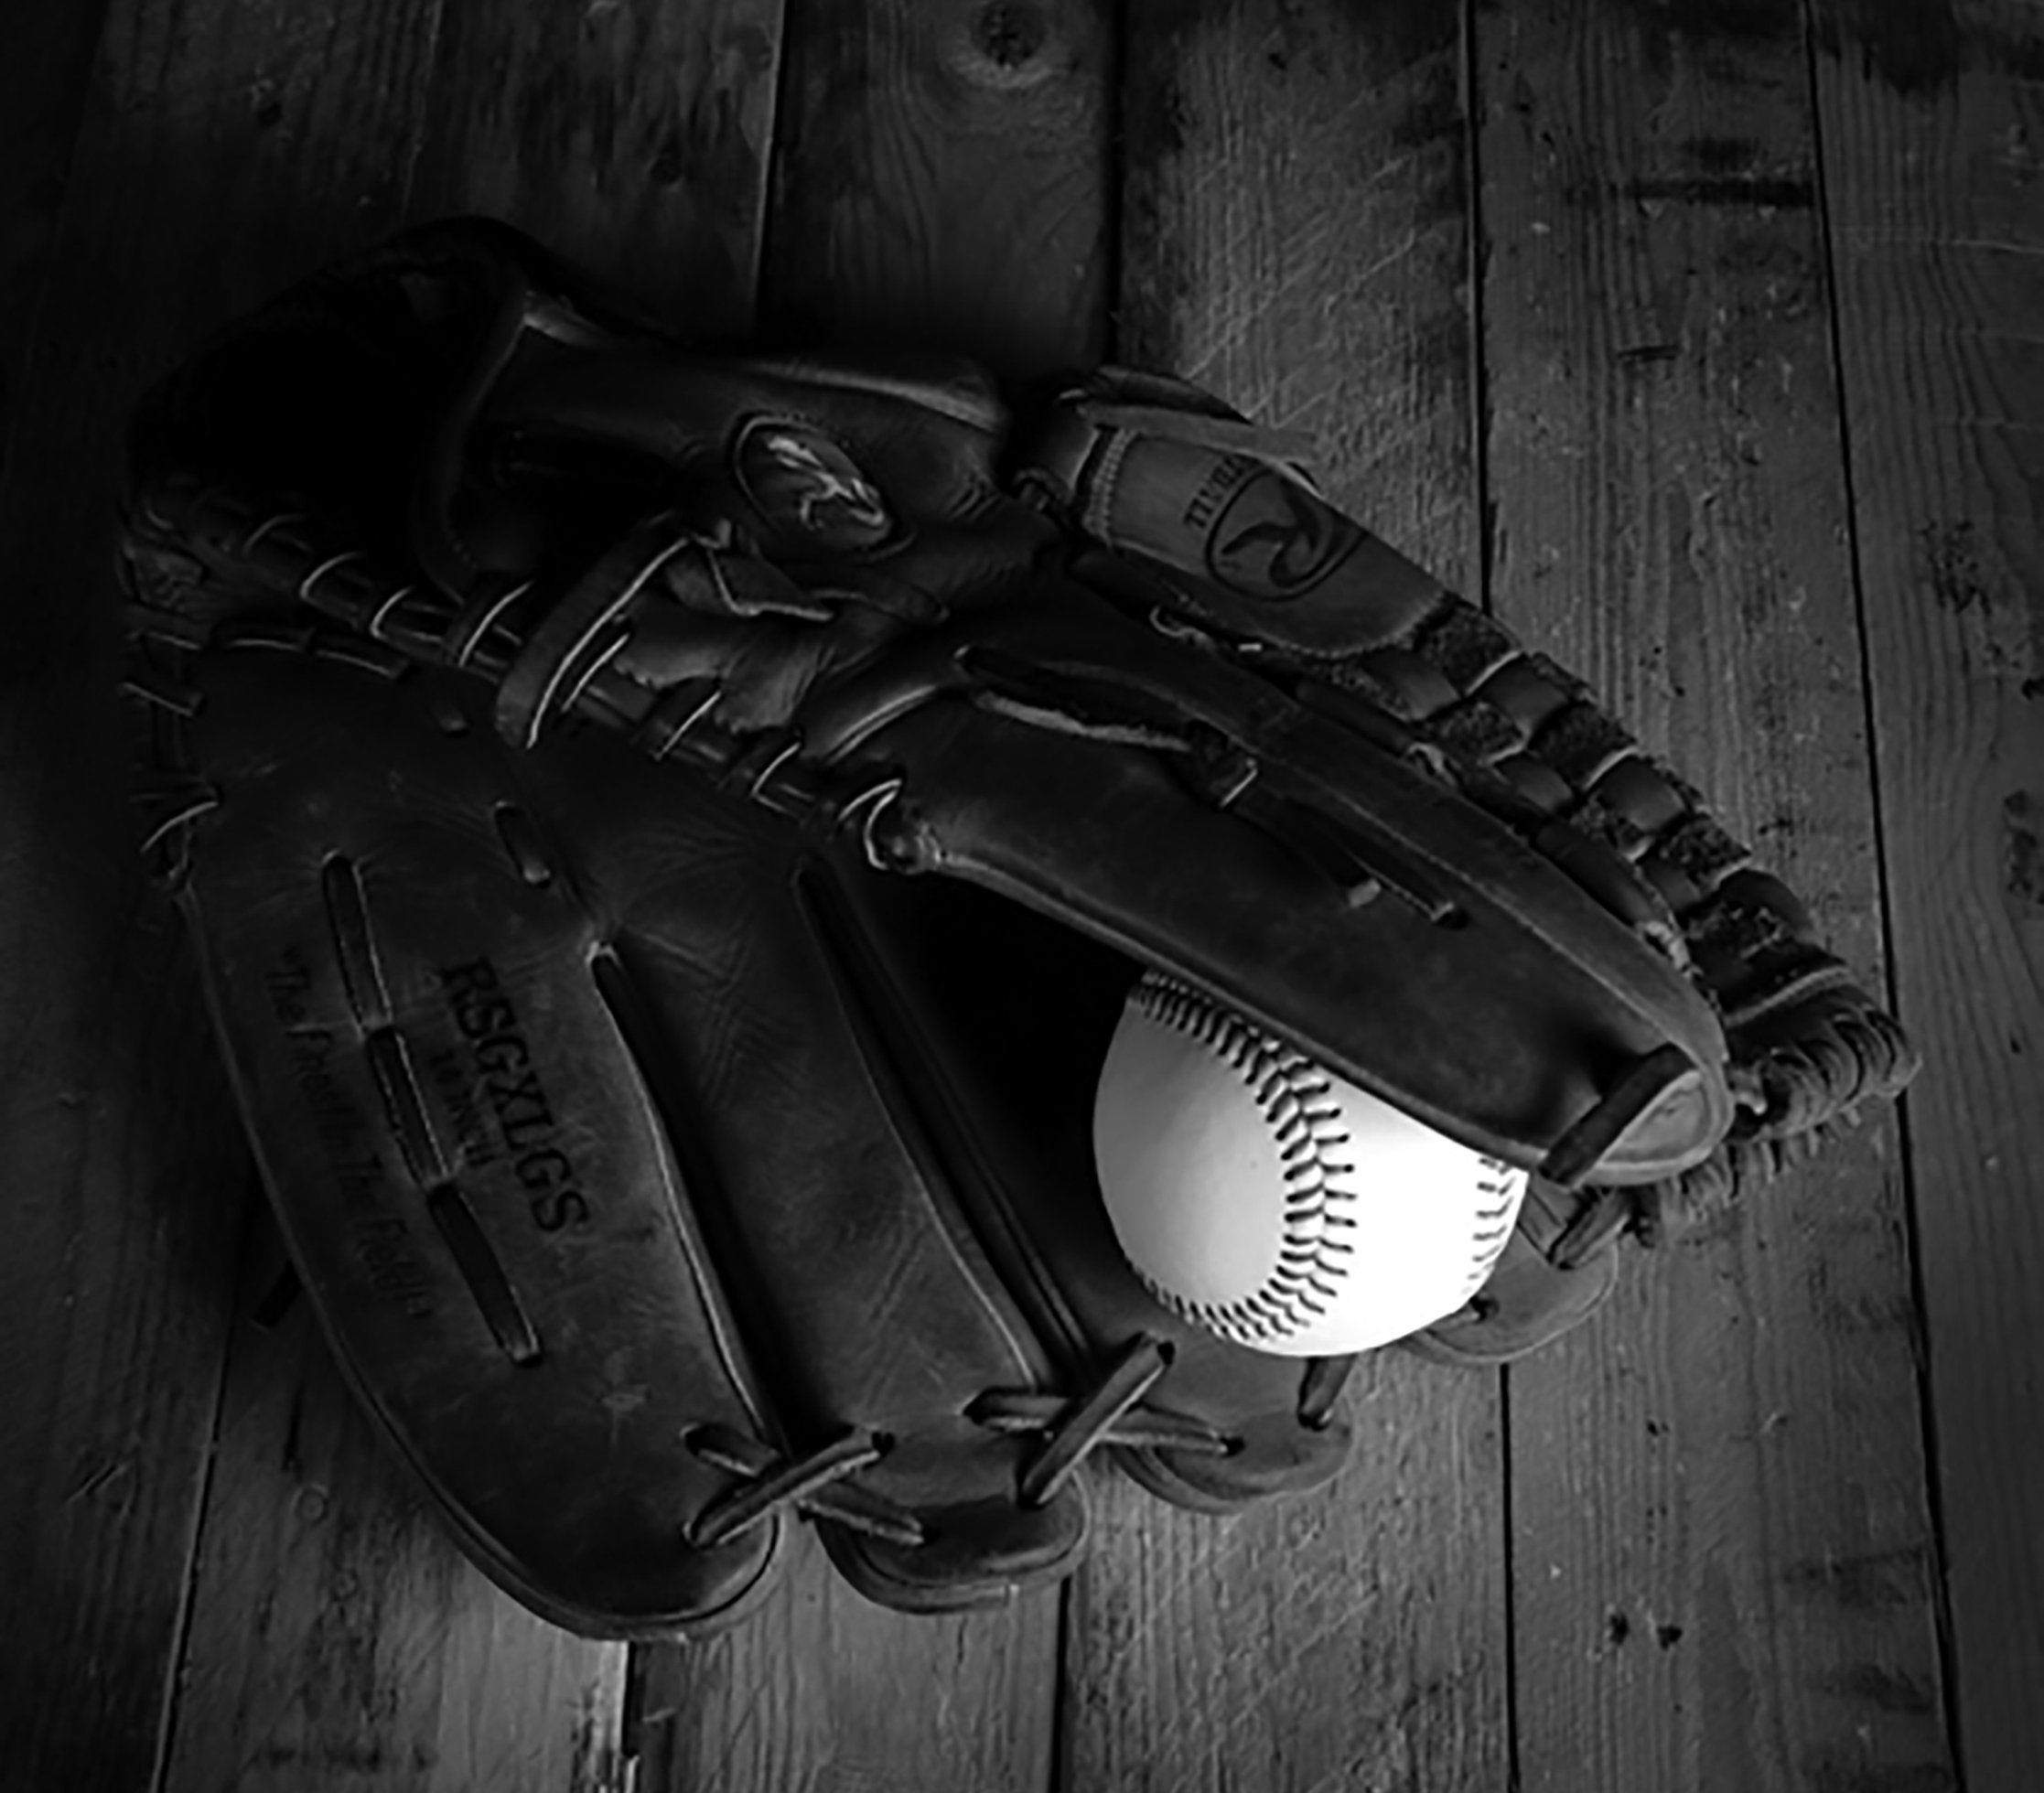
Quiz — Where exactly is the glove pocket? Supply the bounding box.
[812,864,1359,1517]
[851,595,1736,1189]
[165,647,783,1639]
[521,730,1094,1616]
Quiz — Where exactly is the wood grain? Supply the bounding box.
[0,1,453,1787]
[408,0,787,332]
[760,0,1111,370]
[627,4,1110,1786]
[0,8,188,1786]
[0,911,244,1793]
[1121,0,1479,574]
[1092,5,1511,1788]
[164,1250,629,1793]
[1071,1358,1506,1793]
[1813,1,2044,1786]
[0,0,113,478]
[631,1555,1059,1793]
[1475,2,1951,1788]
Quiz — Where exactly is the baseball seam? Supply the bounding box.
[1128,974,1519,1348]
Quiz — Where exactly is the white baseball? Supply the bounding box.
[1092,973,1529,1357]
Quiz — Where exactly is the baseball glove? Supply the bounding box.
[116,219,1911,1636]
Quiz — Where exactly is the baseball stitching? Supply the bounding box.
[1127,973,1519,1348]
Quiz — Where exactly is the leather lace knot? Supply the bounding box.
[971,1335,1235,1508]
[683,1337,1273,1551]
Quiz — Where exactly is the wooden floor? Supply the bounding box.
[2,1,2038,1788]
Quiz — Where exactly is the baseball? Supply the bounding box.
[1092,972,1529,1357]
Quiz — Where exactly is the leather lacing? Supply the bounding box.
[126,432,1915,1258]
[691,1333,1193,1545]
[682,1335,1273,1550]
[125,481,1835,1220]
[115,600,1307,1554]
[1075,388,1919,1230]
[124,481,919,859]
[131,480,1559,947]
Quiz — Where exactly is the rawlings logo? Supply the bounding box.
[734,418,898,553]
[1195,456,1361,600]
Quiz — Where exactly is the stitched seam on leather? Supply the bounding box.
[1127,975,1522,1349]
[1126,977,1344,1347]
[1124,976,1354,1349]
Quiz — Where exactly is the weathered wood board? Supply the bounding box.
[3,0,2021,1786]
[1478,3,1954,1788]
[1078,5,1511,1790]
[759,0,1111,371]
[0,0,450,1785]
[0,0,113,474]
[406,0,787,333]
[1813,2,2044,1788]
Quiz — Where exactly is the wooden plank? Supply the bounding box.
[1120,0,1480,558]
[758,0,1111,371]
[405,0,786,332]
[0,913,243,1792]
[0,0,114,474]
[1071,1364,1507,1793]
[149,5,791,1789]
[0,1,457,1787]
[1088,6,1511,1788]
[1474,3,1953,1788]
[162,1245,629,1792]
[630,1566,1061,1793]
[1811,3,2044,1786]
[627,2,1112,1785]
[0,10,192,1784]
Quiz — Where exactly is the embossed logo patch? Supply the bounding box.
[735,418,897,553]
[1206,466,1361,600]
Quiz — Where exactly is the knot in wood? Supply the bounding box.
[949,1,1059,91]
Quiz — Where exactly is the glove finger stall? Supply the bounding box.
[160,645,781,1639]
[516,727,1093,1614]
[815,867,1359,1513]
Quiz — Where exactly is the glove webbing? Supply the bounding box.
[1305,590,1916,1143]
[1069,392,1913,1227]
[1297,586,1915,1233]
[1268,610,1910,1220]
[1280,568,1915,1276]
